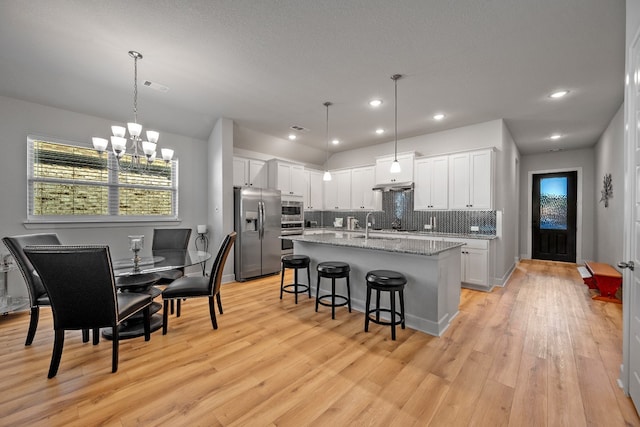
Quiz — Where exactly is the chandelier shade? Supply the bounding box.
[92,50,174,171]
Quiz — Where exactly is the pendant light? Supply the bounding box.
[390,74,402,174]
[323,101,333,181]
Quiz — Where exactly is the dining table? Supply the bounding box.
[102,249,212,340]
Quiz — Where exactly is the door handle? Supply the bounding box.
[618,261,635,271]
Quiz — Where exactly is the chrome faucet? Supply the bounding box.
[365,211,374,239]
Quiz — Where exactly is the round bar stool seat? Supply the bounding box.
[316,261,351,319]
[364,270,407,340]
[280,255,311,304]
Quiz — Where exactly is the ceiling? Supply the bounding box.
[0,0,625,161]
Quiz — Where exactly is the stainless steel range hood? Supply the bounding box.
[372,181,414,192]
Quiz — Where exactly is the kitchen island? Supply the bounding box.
[287,232,465,336]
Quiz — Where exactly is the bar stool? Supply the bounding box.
[316,261,351,319]
[364,270,407,340]
[280,255,311,304]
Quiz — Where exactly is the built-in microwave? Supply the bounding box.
[281,200,303,222]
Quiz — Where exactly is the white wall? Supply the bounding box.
[208,117,235,280]
[0,95,209,294]
[594,105,624,267]
[519,147,595,261]
[234,124,326,169]
[328,120,503,170]
[494,122,520,283]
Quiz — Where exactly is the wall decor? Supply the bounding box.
[600,173,613,207]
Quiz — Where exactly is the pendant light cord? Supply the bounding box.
[324,101,332,167]
[392,74,401,162]
[129,51,143,124]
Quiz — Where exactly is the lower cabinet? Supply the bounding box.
[406,234,491,290]
[461,247,488,287]
[448,238,490,289]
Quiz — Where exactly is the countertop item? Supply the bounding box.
[287,232,464,256]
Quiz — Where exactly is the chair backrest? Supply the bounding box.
[3,233,62,303]
[152,228,192,250]
[207,232,237,296]
[23,245,118,330]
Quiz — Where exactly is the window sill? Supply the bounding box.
[24,218,183,229]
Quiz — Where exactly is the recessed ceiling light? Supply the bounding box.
[369,99,383,107]
[433,113,446,121]
[375,128,385,135]
[549,90,569,99]
[288,134,297,140]
[550,133,562,140]
[332,139,340,145]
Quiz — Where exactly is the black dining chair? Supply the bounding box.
[152,228,192,314]
[24,245,153,378]
[162,231,236,334]
[2,233,67,345]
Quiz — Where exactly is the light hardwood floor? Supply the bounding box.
[0,259,639,426]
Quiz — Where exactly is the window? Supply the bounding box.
[539,176,567,230]
[27,135,178,222]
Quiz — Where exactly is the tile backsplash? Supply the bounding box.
[304,191,496,235]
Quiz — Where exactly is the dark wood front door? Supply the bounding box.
[532,171,577,262]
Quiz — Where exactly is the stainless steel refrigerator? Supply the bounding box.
[234,187,282,281]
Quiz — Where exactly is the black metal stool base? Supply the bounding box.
[282,283,310,295]
[315,261,351,320]
[366,308,404,327]
[364,270,407,341]
[317,294,349,308]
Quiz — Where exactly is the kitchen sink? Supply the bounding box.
[351,235,398,241]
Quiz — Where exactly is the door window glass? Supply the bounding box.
[540,177,568,230]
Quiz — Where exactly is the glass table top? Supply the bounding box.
[113,250,211,277]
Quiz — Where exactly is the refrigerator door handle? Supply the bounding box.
[258,201,264,240]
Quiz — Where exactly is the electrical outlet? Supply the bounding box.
[470,226,479,232]
[424,224,432,230]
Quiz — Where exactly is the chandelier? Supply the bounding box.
[92,50,174,170]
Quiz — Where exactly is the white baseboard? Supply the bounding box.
[494,261,517,287]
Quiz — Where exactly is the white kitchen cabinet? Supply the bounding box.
[324,169,351,210]
[448,149,492,209]
[462,247,489,287]
[406,234,491,289]
[233,157,266,187]
[446,237,490,288]
[350,166,377,210]
[268,160,305,197]
[304,169,324,210]
[375,153,414,184]
[414,156,448,210]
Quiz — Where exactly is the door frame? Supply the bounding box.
[526,167,582,263]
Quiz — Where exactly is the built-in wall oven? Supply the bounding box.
[281,199,304,255]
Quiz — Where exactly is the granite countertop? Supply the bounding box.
[287,232,465,256]
[304,227,497,240]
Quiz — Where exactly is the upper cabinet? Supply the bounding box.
[268,160,305,197]
[233,157,266,188]
[448,149,493,209]
[351,166,377,210]
[375,153,414,184]
[304,169,324,210]
[414,155,449,210]
[324,169,352,210]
